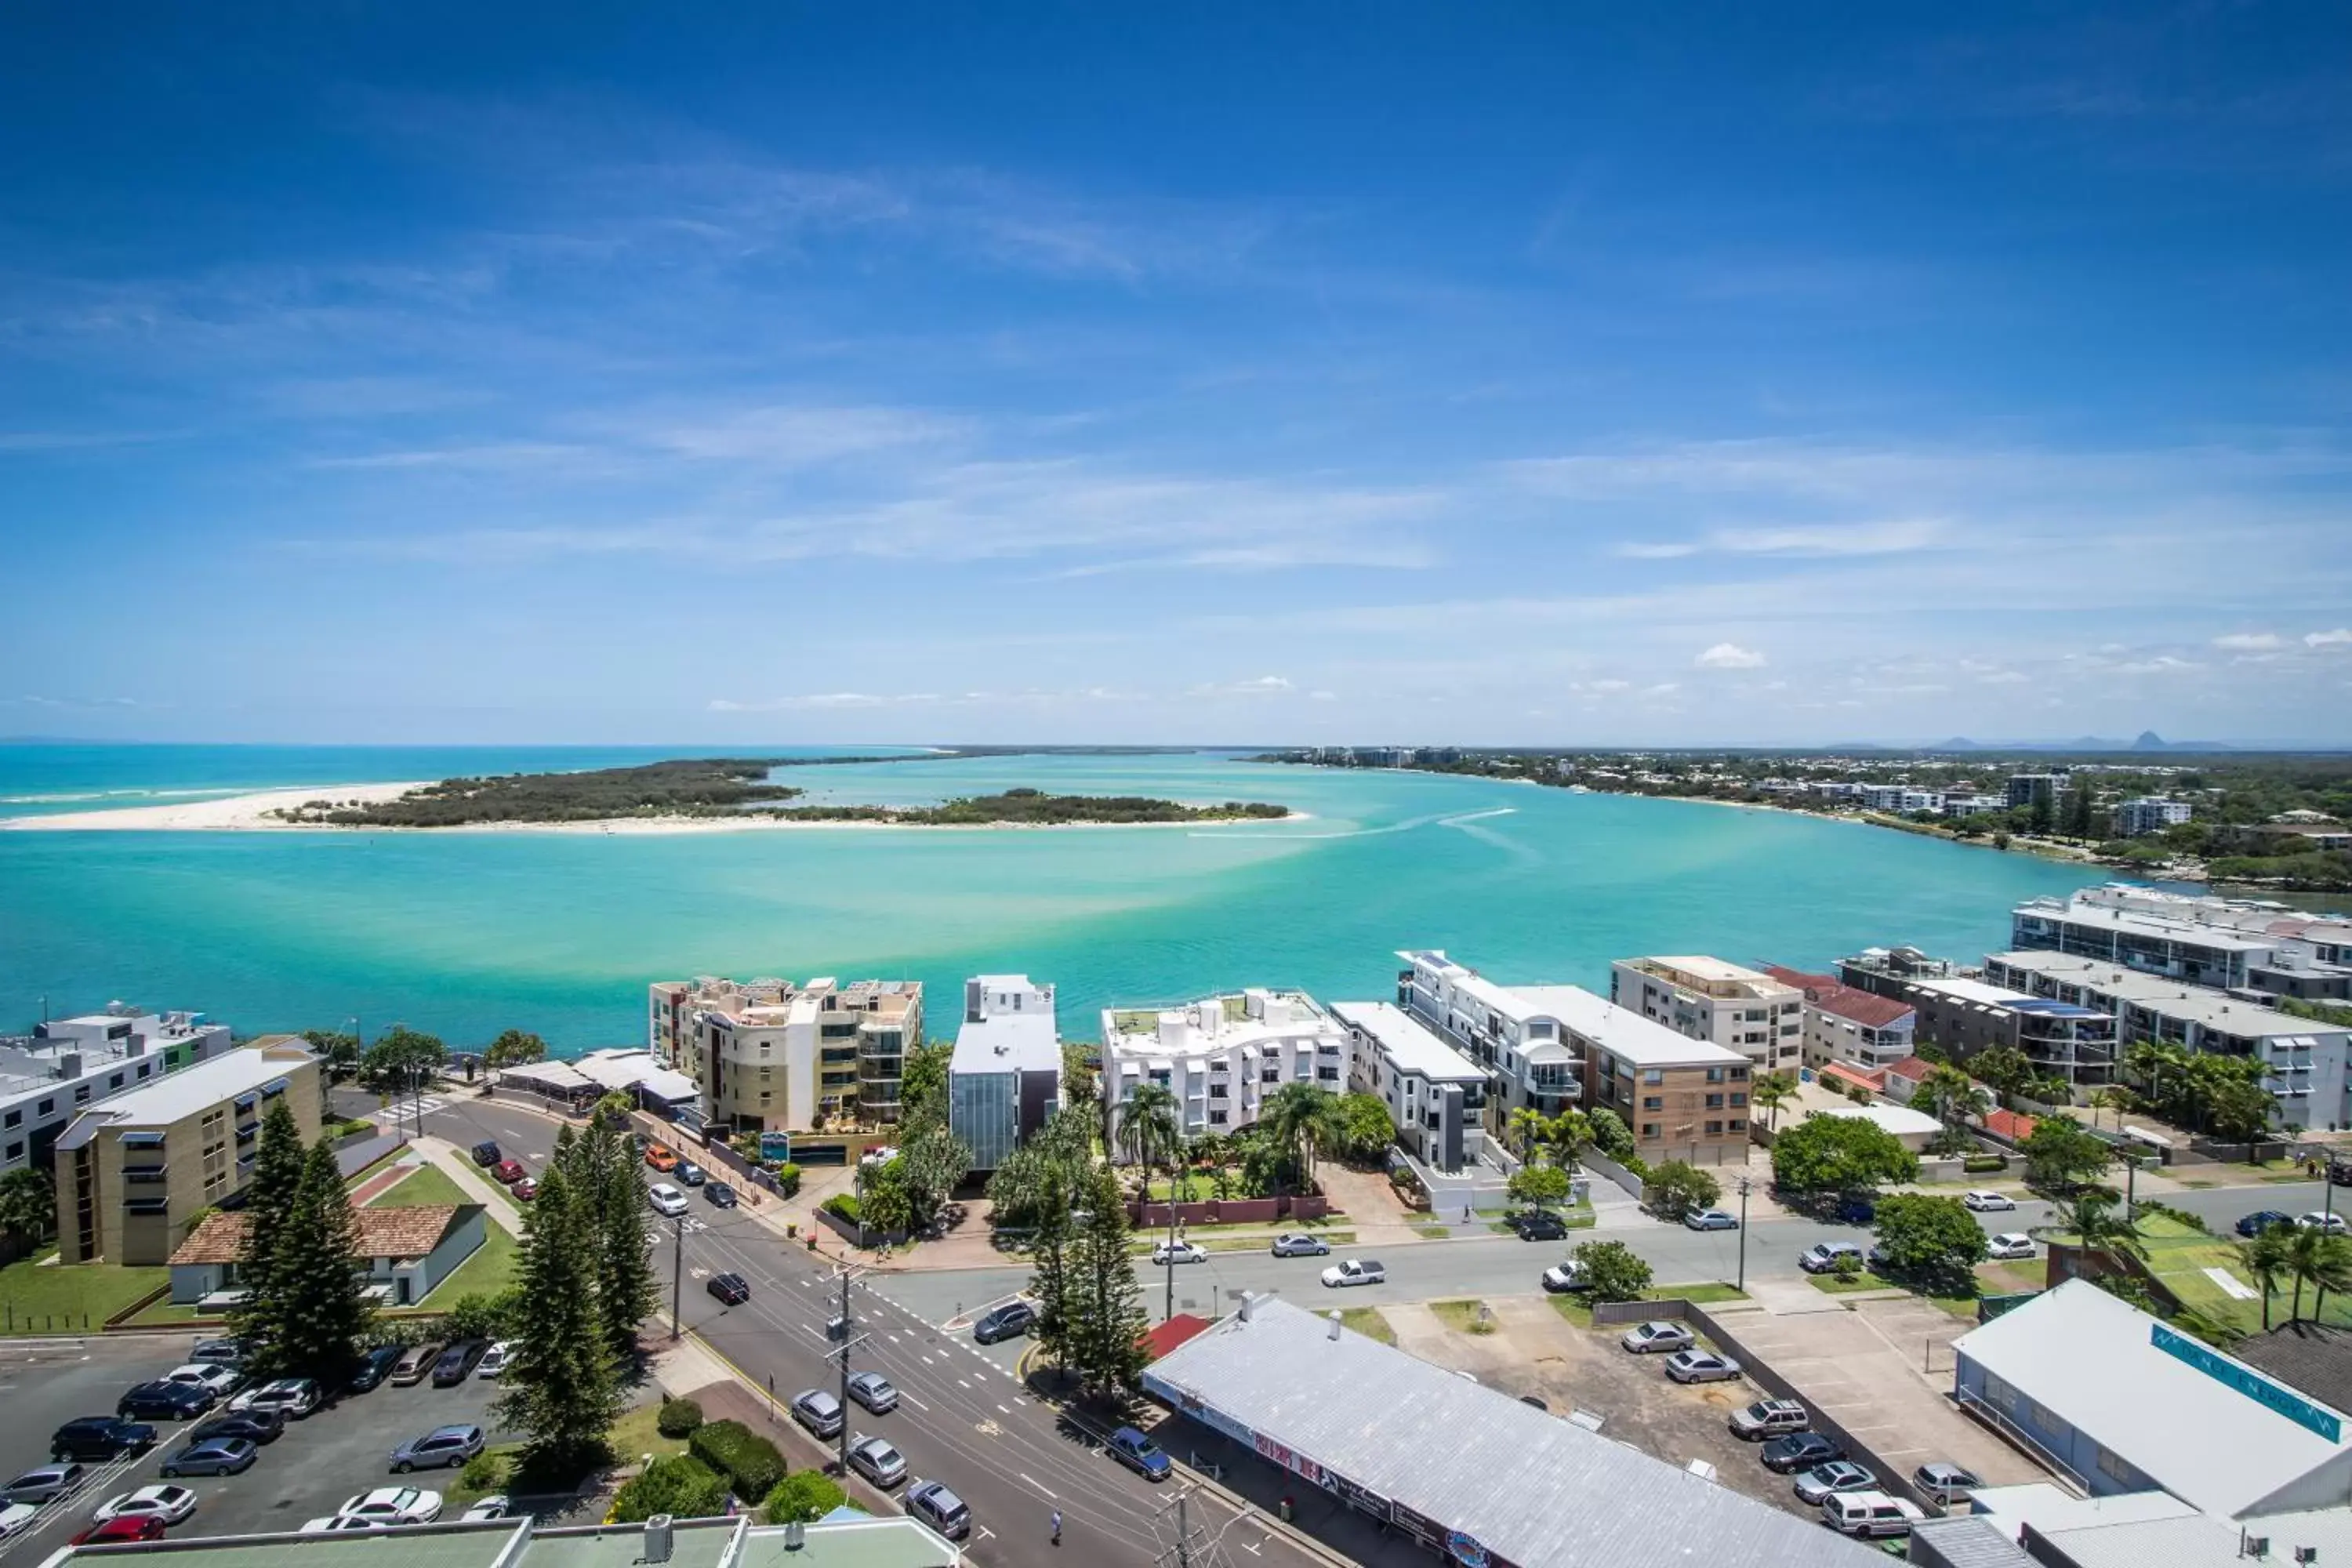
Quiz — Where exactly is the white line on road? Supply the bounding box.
[959,1377,972,1388]
[998,1403,1011,1414]
[900,1392,931,1412]
[1017,1472,1058,1500]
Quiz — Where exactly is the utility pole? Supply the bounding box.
[1152,1484,1218,1568]
[1734,1174,1752,1293]
[670,1214,685,1340]
[825,1267,869,1475]
[1165,1197,1180,1323]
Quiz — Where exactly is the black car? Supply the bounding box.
[974,1301,1036,1344]
[191,1410,285,1446]
[1513,1210,1570,1242]
[706,1272,751,1306]
[433,1340,489,1386]
[705,1182,738,1208]
[349,1345,403,1393]
[1761,1432,1846,1474]
[51,1418,157,1463]
[470,1141,501,1166]
[118,1381,213,1421]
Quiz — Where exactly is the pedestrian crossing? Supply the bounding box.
[370,1094,452,1123]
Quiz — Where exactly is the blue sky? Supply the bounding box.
[4,4,2350,746]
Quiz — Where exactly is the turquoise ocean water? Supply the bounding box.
[0,746,2107,1051]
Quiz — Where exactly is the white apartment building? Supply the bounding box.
[1330,1000,1484,1173]
[1529,984,1754,1164]
[2013,887,2352,1000]
[2114,797,2194,837]
[1944,793,2012,817]
[646,975,922,1133]
[949,975,1060,1172]
[1100,989,1348,1156]
[1860,784,1946,814]
[2,1006,233,1175]
[1609,956,1804,1070]
[1392,950,1586,1126]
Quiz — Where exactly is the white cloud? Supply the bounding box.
[2308,629,2352,648]
[1189,674,1296,698]
[2212,632,2283,651]
[707,691,939,712]
[2111,655,2200,675]
[1695,643,1767,670]
[1615,518,1944,560]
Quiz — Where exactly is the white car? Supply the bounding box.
[2300,1212,2349,1235]
[336,1487,444,1526]
[475,1341,514,1378]
[1962,1190,2016,1212]
[1319,1259,1385,1288]
[1541,1260,1588,1294]
[93,1486,198,1527]
[647,1182,688,1218]
[1150,1241,1208,1265]
[0,1504,39,1540]
[302,1517,388,1535]
[230,1377,321,1418]
[460,1497,512,1523]
[1987,1232,2035,1261]
[163,1364,241,1399]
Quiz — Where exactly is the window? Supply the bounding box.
[1209,1110,1229,1126]
[1704,1067,1725,1083]
[3,1141,19,1161]
[110,1073,125,1089]
[1640,1123,1661,1138]
[1728,1119,1746,1131]
[1642,1096,1664,1111]
[1642,1069,1664,1086]
[1982,1373,2019,1414]
[1704,1093,1723,1109]
[38,1098,53,1116]
[2,1110,16,1130]
[2095,1446,2137,1485]
[1705,1120,1722,1135]
[74,1085,91,1102]
[1208,1085,1229,1100]
[1730,1092,1748,1107]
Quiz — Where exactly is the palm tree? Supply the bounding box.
[1260,1082,1335,1196]
[1544,1108,1593,1170]
[1506,1107,1548,1163]
[1748,1071,1798,1132]
[2088,1087,2129,1134]
[2283,1229,2352,1323]
[2235,1225,2293,1331]
[1120,1083,1181,1201]
[2059,1192,2143,1261]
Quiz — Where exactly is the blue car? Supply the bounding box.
[1107,1425,1171,1482]
[2236,1210,2293,1237]
[1835,1195,1877,1225]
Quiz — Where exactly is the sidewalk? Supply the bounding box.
[410,1135,526,1236]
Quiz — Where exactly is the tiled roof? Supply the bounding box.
[1983,1108,2039,1142]
[170,1203,473,1266]
[1882,1056,1933,1083]
[1761,964,1916,1029]
[1820,1062,1886,1093]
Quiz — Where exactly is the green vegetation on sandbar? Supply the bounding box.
[780,789,1289,826]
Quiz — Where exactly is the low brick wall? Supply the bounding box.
[1131,1195,1334,1226]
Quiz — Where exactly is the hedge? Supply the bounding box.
[771,1162,802,1197]
[609,1454,731,1523]
[688,1418,786,1502]
[762,1471,845,1525]
[656,1398,705,1439]
[1962,1154,2008,1174]
[821,1193,860,1222]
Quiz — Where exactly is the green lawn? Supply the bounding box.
[1429,1299,1496,1334]
[1546,1295,1595,1329]
[2114,1212,2352,1334]
[412,1223,517,1305]
[1653,1282,1748,1305]
[1809,1270,1896,1295]
[1411,1222,1452,1240]
[1338,1306,1396,1345]
[365,1161,474,1208]
[0,1253,169,1332]
[1127,1228,1355,1256]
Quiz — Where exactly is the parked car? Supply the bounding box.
[1513,1210,1570,1242]
[117,1382,212,1421]
[676,1162,706,1187]
[847,1436,907,1490]
[1962,1190,2016,1212]
[159,1439,257,1479]
[390,1344,445,1387]
[705,1182,738,1208]
[1541,1260,1589,1294]
[2,1464,85,1505]
[1730,1399,1809,1440]
[460,1497,512,1523]
[1793,1461,1879,1506]
[190,1411,285,1447]
[1683,1208,1738,1232]
[469,1141,501,1167]
[511,1178,539,1202]
[1987,1232,2035,1261]
[706,1272,751,1306]
[2237,1210,2293,1237]
[191,1338,249,1368]
[433,1341,488,1387]
[1760,1432,1844,1474]
[846,1371,899,1414]
[301,1516,388,1536]
[350,1346,403,1393]
[1799,1241,1865,1275]
[51,1418,156,1463]
[0,1504,35,1541]
[973,1301,1036,1344]
[644,1143,678,1172]
[1663,1350,1741,1384]
[1269,1232,1329,1257]
[1319,1258,1385,1288]
[1821,1490,1923,1538]
[1151,1241,1208,1265]
[906,1480,971,1541]
[230,1377,321,1419]
[336,1487,444,1525]
[1619,1320,1693,1355]
[790,1390,844,1439]
[2299,1212,2348,1234]
[492,1160,527,1185]
[647,1182,688,1218]
[390,1425,485,1472]
[1107,1426,1171,1482]
[475,1341,514,1379]
[159,1368,240,1407]
[68,1516,167,1547]
[1912,1462,1984,1507]
[1835,1195,1878,1225]
[93,1485,198,1527]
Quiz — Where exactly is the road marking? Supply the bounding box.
[997,1403,1012,1414]
[958,1377,971,1388]
[900,1392,931,1412]
[1018,1472,1057,1499]
[975,1527,996,1542]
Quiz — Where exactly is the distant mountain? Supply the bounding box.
[1926,733,2235,753]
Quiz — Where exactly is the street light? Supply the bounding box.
[1734,1175,1752,1293]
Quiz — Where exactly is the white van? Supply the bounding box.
[1820,1490,1922,1538]
[648,1182,688,1218]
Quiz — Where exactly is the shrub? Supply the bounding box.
[655,1397,705,1439]
[822,1193,861,1222]
[1962,1154,2008,1174]
[459,1453,503,1492]
[762,1470,846,1525]
[688,1418,786,1501]
[441,1290,514,1342]
[609,1454,731,1523]
[771,1162,802,1198]
[2137,1200,2209,1233]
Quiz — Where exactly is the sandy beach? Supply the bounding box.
[1,782,1309,834]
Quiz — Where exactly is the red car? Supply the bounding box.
[511,1178,538,1201]
[492,1160,527,1185]
[73,1517,169,1547]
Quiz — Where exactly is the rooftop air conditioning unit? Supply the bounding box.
[641,1515,673,1565]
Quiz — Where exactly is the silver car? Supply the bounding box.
[1270,1232,1330,1257]
[847,1436,906,1490]
[1620,1320,1693,1355]
[1663,1349,1741,1384]
[790,1390,844,1439]
[1793,1461,1877,1505]
[1,1465,84,1506]
[846,1372,898,1414]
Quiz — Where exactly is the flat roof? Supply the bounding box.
[2035,1503,2352,1568]
[53,1043,312,1133]
[28,1515,961,1568]
[573,1049,699,1103]
[2016,902,2279,953]
[1143,1298,1875,1568]
[1986,952,2349,1039]
[950,1011,1060,1075]
[1327,1001,1483,1082]
[1820,1103,1943,1138]
[1625,955,1797,991]
[1511,985,1750,1067]
[1951,1279,2352,1516]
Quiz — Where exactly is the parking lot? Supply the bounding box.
[0,1331,519,1564]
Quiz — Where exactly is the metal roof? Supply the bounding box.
[1327,1000,1483,1082]
[1142,1297,1877,1568]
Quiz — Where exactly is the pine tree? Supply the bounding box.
[230,1099,310,1373]
[588,1125,659,1356]
[268,1142,372,1386]
[1065,1170,1148,1395]
[1025,1180,1075,1371]
[495,1163,620,1479]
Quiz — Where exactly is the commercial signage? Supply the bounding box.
[760,1131,793,1162]
[1446,1530,1490,1568]
[1140,1376,1257,1449]
[1330,1473,1391,1522]
[2151,1323,2343,1441]
[1391,1504,1445,1552]
[1254,1432,1328,1489]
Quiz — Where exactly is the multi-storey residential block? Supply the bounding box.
[949,975,1059,1171]
[1759,964,1918,1072]
[2007,773,2066,808]
[1609,956,1805,1070]
[1393,950,1585,1126]
[1101,989,1347,1156]
[1330,1000,1484,1173]
[1839,947,2116,1092]
[1984,950,2350,1131]
[2,1006,233,1176]
[2014,887,2352,1000]
[646,976,921,1133]
[1860,785,1946,814]
[53,1038,321,1266]
[2113,797,2193,837]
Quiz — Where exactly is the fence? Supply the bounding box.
[1580,1149,1646,1203]
[1129,1196,1334,1227]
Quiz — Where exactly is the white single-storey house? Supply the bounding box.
[169,1203,487,1308]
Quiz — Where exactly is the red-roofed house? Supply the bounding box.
[1982,1108,2040,1146]
[1819,1061,1886,1096]
[1139,1313,1214,1363]
[1760,964,1918,1074]
[1880,1056,1936,1105]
